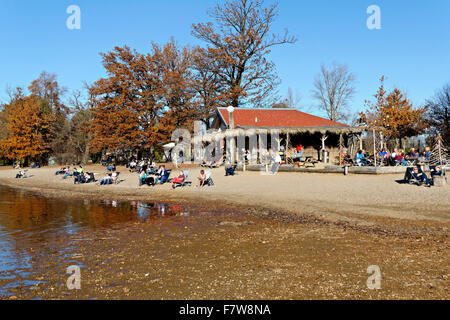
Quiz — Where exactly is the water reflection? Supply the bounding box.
[0,185,190,296]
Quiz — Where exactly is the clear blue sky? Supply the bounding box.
[1,0,449,119]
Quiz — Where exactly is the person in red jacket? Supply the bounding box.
[294,144,303,162]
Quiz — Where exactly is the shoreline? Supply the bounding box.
[1,166,449,300]
[0,165,449,234]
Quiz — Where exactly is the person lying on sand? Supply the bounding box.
[15,170,26,179]
[95,174,113,186]
[55,166,70,175]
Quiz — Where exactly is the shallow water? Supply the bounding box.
[0,185,196,296]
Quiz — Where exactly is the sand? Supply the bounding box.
[1,165,449,300]
[0,164,448,225]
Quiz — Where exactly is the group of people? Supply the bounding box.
[127,159,156,174]
[138,165,170,187]
[406,165,444,187]
[379,147,432,166]
[353,146,433,167]
[55,166,99,185]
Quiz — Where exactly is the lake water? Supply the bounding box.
[0,185,194,296]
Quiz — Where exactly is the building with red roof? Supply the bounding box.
[207,107,362,164]
[212,107,349,130]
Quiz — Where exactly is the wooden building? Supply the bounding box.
[196,107,363,165]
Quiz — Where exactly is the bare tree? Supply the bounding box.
[192,0,297,108]
[426,83,450,142]
[312,63,356,122]
[285,87,301,109]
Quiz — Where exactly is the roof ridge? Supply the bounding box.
[217,107,299,111]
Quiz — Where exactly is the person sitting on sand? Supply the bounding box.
[73,167,80,177]
[431,165,442,177]
[111,171,118,184]
[129,160,137,171]
[171,171,185,188]
[75,172,87,184]
[411,167,430,186]
[225,164,237,176]
[430,165,443,186]
[155,166,169,184]
[197,170,207,187]
[139,171,147,187]
[15,170,25,179]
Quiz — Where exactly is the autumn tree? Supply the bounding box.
[0,91,55,164]
[425,83,450,142]
[89,46,162,158]
[191,0,296,108]
[312,62,356,122]
[360,76,428,146]
[28,71,70,162]
[152,39,198,134]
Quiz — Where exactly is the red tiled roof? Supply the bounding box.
[217,108,349,128]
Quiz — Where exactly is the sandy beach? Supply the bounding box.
[0,165,449,300]
[0,165,449,226]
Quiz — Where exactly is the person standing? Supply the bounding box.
[270,149,281,174]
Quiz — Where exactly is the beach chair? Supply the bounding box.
[404,167,428,186]
[172,170,192,189]
[146,176,155,186]
[86,173,96,183]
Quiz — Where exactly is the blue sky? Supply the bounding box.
[1,0,449,119]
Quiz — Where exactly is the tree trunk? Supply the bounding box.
[82,144,90,165]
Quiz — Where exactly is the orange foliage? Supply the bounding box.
[0,94,55,161]
[360,76,428,140]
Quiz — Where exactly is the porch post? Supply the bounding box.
[373,129,377,167]
[359,132,363,150]
[227,106,235,165]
